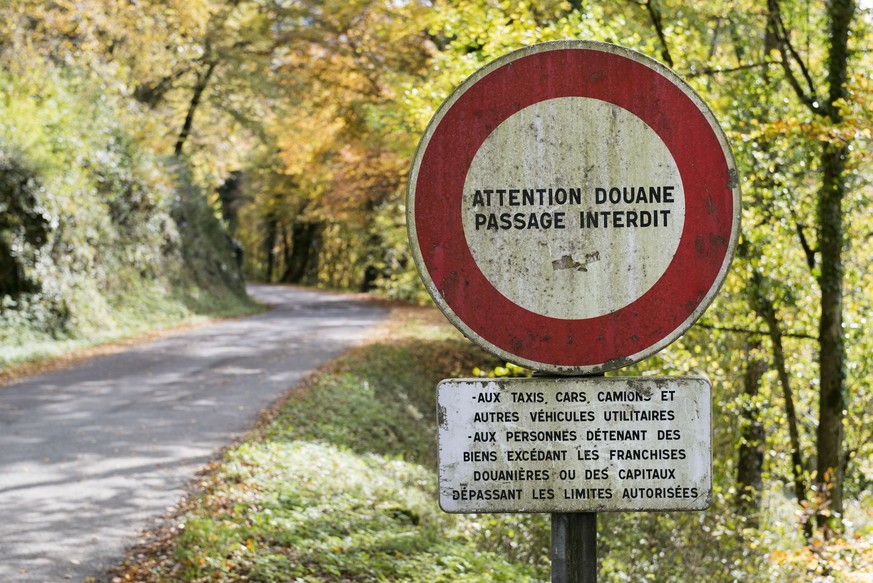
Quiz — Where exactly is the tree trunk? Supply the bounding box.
[217,170,244,235]
[263,217,278,282]
[360,265,379,293]
[735,336,767,525]
[281,221,320,284]
[359,211,383,292]
[814,0,852,532]
[174,61,217,156]
[0,238,29,296]
[815,139,848,529]
[754,271,813,538]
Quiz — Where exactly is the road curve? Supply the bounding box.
[0,285,387,582]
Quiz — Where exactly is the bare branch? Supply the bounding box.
[791,209,817,271]
[773,2,819,98]
[767,0,823,114]
[175,60,217,156]
[694,322,818,340]
[708,17,722,61]
[685,60,778,78]
[638,0,674,68]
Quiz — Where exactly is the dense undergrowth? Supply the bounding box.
[0,55,254,369]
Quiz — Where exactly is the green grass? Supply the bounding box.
[113,306,548,582]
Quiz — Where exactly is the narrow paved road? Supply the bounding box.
[0,285,387,582]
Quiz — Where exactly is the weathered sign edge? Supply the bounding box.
[407,40,741,375]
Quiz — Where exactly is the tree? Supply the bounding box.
[764,0,857,530]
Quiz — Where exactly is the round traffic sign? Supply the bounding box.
[407,41,740,374]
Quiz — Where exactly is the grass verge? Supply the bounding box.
[0,285,263,387]
[109,304,549,582]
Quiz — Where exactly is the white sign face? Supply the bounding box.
[462,97,685,319]
[438,377,711,513]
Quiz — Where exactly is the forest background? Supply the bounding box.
[1,0,872,580]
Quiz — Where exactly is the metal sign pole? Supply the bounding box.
[552,512,597,583]
[551,368,599,583]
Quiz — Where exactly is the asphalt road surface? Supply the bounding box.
[0,285,387,582]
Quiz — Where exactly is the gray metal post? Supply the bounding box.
[537,367,598,583]
[551,511,597,582]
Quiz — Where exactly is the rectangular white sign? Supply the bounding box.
[437,376,711,513]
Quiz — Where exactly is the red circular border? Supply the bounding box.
[413,47,735,368]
